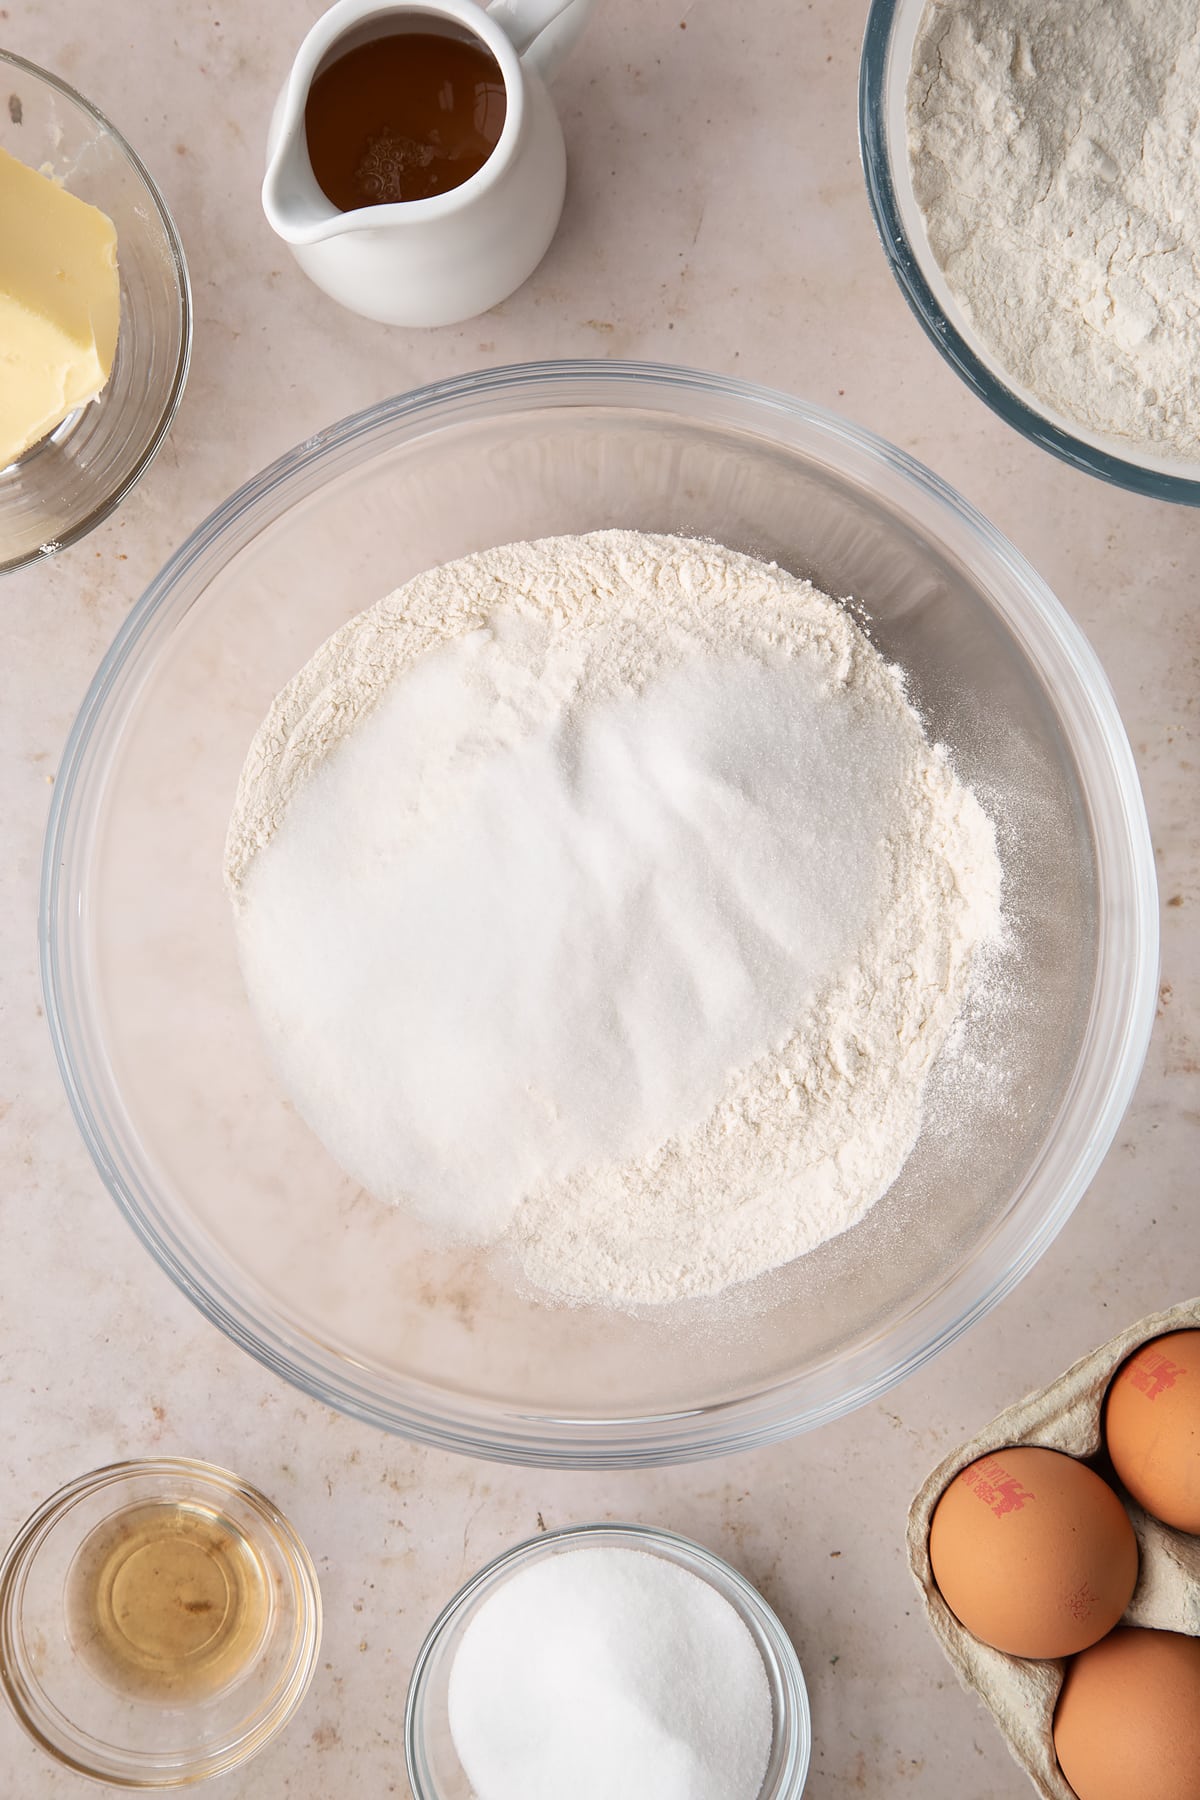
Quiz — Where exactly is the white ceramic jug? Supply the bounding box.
[263,0,592,327]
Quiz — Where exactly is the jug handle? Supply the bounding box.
[488,0,594,79]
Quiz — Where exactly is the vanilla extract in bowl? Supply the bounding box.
[0,1459,322,1784]
[304,30,507,208]
[65,1499,272,1701]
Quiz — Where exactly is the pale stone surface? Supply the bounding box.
[0,1,1197,1796]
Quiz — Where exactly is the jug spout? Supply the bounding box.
[263,75,357,249]
[262,0,375,248]
[263,130,334,249]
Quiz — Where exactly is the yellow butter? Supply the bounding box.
[0,146,120,468]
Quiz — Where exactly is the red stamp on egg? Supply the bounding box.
[1126,1349,1183,1401]
[961,1457,1035,1518]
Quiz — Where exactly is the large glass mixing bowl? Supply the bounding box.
[41,362,1158,1467]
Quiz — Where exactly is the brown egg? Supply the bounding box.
[1053,1627,1200,1800]
[928,1445,1138,1658]
[1105,1329,1200,1534]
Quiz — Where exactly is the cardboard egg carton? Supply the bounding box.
[907,1299,1200,1800]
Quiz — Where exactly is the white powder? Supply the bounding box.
[226,531,1002,1307]
[906,0,1200,458]
[445,1546,773,1800]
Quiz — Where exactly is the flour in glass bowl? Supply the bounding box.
[906,0,1200,458]
[225,530,1003,1308]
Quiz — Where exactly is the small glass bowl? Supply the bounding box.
[0,51,192,572]
[0,1459,322,1788]
[405,1522,811,1799]
[859,0,1200,503]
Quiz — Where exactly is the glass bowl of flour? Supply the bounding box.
[860,0,1200,501]
[41,361,1158,1465]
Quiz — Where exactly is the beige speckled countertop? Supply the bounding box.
[2,1,1198,1795]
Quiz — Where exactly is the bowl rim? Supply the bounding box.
[857,0,1200,505]
[403,1520,811,1800]
[0,49,193,575]
[0,1456,323,1788]
[39,358,1160,1466]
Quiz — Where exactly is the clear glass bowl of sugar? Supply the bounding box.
[41,361,1158,1466]
[404,1523,811,1800]
[859,0,1200,503]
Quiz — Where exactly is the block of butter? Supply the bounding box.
[0,146,120,468]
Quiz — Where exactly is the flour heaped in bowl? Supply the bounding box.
[861,0,1200,499]
[907,1,1200,462]
[226,528,1002,1310]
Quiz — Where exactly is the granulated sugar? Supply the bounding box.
[445,1546,773,1800]
[227,531,1002,1307]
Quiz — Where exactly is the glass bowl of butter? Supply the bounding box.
[0,51,191,574]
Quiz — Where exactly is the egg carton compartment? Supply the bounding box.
[907,1298,1200,1800]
